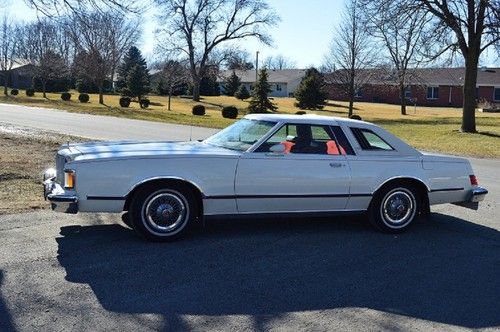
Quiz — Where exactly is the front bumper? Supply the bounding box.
[452,186,488,210]
[43,170,78,214]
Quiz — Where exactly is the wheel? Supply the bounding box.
[369,184,420,233]
[129,184,197,241]
[121,212,132,228]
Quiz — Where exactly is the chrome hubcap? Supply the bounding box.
[381,190,414,226]
[144,193,187,233]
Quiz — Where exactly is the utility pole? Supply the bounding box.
[255,51,259,82]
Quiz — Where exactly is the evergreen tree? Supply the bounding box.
[116,46,150,100]
[223,71,241,96]
[199,72,220,96]
[247,69,277,113]
[126,64,150,106]
[294,68,327,109]
[235,84,250,100]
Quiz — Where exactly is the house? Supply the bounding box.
[326,67,500,107]
[0,63,35,90]
[218,69,307,97]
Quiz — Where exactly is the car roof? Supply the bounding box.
[244,113,366,125]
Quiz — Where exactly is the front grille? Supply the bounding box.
[56,153,66,184]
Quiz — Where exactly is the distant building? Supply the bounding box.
[326,67,500,107]
[0,64,35,90]
[218,69,307,97]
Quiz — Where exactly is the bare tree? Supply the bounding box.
[225,48,254,70]
[412,0,500,132]
[324,0,377,117]
[18,19,71,97]
[0,16,20,96]
[361,0,432,115]
[155,0,279,101]
[263,54,296,70]
[154,60,190,111]
[67,11,140,104]
[23,0,142,16]
[107,16,142,92]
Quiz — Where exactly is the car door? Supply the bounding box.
[234,123,351,213]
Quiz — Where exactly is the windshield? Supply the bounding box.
[204,119,276,151]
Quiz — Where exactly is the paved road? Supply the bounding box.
[0,103,218,141]
[0,105,499,331]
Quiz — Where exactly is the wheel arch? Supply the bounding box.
[371,177,430,215]
[123,177,204,217]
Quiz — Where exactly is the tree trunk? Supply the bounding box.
[98,83,104,104]
[42,80,47,99]
[348,77,355,117]
[461,54,478,133]
[192,80,201,102]
[400,85,407,115]
[3,71,8,95]
[168,90,172,111]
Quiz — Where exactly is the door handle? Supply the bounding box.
[329,162,345,168]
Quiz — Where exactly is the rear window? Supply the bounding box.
[350,128,394,151]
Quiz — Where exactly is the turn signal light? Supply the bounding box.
[64,170,75,189]
[469,175,478,186]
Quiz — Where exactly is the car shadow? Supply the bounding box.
[0,271,15,332]
[56,213,500,330]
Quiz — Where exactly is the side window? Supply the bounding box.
[350,128,394,151]
[331,126,355,155]
[255,124,345,155]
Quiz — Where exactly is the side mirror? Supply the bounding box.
[269,143,286,154]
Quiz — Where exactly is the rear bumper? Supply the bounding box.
[43,170,78,214]
[452,186,488,210]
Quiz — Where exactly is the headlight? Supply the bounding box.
[64,170,75,189]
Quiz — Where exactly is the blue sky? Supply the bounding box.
[4,0,498,68]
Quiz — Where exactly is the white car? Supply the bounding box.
[43,114,488,241]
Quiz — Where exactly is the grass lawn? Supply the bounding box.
[0,89,499,158]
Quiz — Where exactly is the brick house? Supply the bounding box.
[326,67,500,107]
[218,69,306,97]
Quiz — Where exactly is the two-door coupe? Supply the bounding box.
[43,114,487,241]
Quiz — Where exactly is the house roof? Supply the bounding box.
[327,67,500,86]
[219,69,307,84]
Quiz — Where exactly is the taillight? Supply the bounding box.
[470,175,478,186]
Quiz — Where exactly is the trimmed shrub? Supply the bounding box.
[10,89,18,96]
[222,106,238,119]
[349,114,362,120]
[78,93,90,103]
[26,88,35,97]
[140,98,150,108]
[61,92,71,101]
[295,110,307,115]
[192,104,205,116]
[119,96,131,107]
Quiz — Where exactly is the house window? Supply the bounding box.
[404,86,412,98]
[354,88,363,98]
[276,84,282,91]
[249,84,253,91]
[494,87,500,101]
[427,86,439,99]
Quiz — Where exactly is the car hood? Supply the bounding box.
[67,140,240,162]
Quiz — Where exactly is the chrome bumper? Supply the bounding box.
[452,186,488,210]
[470,187,488,202]
[43,169,78,214]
